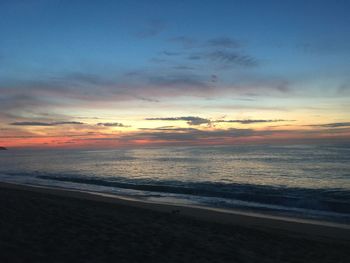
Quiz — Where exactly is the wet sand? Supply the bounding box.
[0,182,349,262]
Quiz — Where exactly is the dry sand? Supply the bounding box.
[0,182,349,262]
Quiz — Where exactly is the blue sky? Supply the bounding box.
[2,0,349,79]
[0,0,350,148]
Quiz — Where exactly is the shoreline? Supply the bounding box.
[1,181,349,242]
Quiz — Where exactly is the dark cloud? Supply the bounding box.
[139,127,194,131]
[135,96,160,103]
[307,122,350,128]
[139,126,177,130]
[50,121,85,126]
[296,40,350,55]
[207,37,240,48]
[170,36,241,49]
[172,65,195,70]
[10,122,53,126]
[211,74,218,83]
[118,127,260,143]
[225,77,291,94]
[0,52,290,120]
[187,54,202,60]
[97,122,130,127]
[169,36,197,48]
[338,83,349,94]
[137,19,166,38]
[109,126,350,145]
[150,57,168,63]
[185,50,257,68]
[59,72,113,86]
[145,117,292,126]
[0,94,54,112]
[272,79,290,93]
[74,116,103,120]
[10,121,85,126]
[168,35,256,68]
[0,72,290,116]
[206,50,257,67]
[162,51,181,56]
[214,119,293,124]
[123,70,146,77]
[148,74,210,89]
[145,116,210,126]
[0,131,101,139]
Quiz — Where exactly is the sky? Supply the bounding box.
[0,0,350,148]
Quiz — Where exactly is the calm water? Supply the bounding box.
[1,144,350,223]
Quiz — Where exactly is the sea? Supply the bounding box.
[1,143,350,224]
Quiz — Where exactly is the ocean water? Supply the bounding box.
[1,143,350,223]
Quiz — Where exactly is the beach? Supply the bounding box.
[0,182,349,263]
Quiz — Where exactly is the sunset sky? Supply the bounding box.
[1,0,350,148]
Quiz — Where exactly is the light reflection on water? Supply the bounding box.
[0,143,350,222]
[1,144,349,189]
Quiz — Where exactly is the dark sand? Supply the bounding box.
[0,182,349,263]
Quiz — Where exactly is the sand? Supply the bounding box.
[0,182,349,262]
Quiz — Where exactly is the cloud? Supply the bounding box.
[10,122,52,126]
[0,94,55,112]
[145,116,210,126]
[211,74,218,83]
[145,117,292,126]
[205,50,257,67]
[97,122,130,127]
[296,40,350,55]
[187,54,202,60]
[168,35,257,67]
[81,125,350,146]
[148,74,210,89]
[135,96,160,103]
[59,72,113,86]
[222,77,291,94]
[338,83,350,95]
[10,121,85,126]
[307,122,350,128]
[214,119,293,124]
[207,37,240,48]
[170,36,241,49]
[185,50,257,68]
[121,127,256,142]
[0,70,291,118]
[150,57,169,63]
[137,19,166,38]
[172,65,195,70]
[47,121,85,126]
[169,36,197,48]
[162,51,181,56]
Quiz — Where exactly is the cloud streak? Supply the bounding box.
[206,50,258,67]
[147,75,211,91]
[307,122,350,128]
[214,119,293,124]
[169,36,198,48]
[119,127,258,144]
[207,37,240,48]
[145,117,293,126]
[136,19,166,38]
[10,121,85,126]
[97,122,130,127]
[145,116,210,126]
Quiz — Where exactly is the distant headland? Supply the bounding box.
[0,147,7,150]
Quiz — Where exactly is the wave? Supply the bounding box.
[35,174,350,215]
